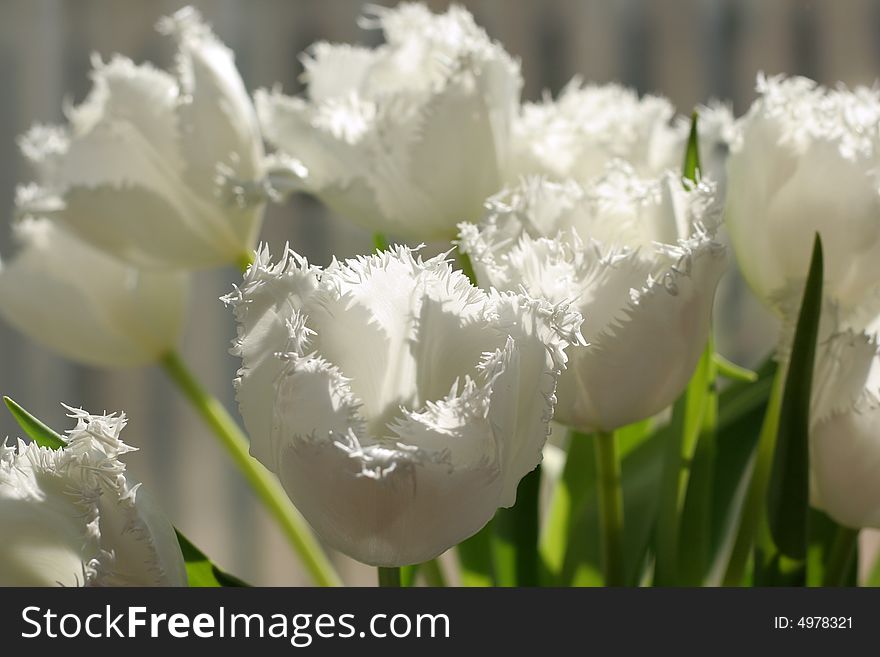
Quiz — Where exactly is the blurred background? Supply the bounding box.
[0,0,876,585]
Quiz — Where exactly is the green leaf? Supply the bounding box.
[458,249,478,286]
[400,564,418,587]
[807,511,858,587]
[653,341,713,585]
[678,343,719,584]
[372,232,388,252]
[682,110,702,183]
[767,234,823,559]
[457,519,496,586]
[175,530,249,587]
[866,542,880,586]
[722,365,786,585]
[540,432,599,585]
[4,397,67,450]
[540,422,663,587]
[492,466,541,586]
[706,358,776,584]
[713,353,758,383]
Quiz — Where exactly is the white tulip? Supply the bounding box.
[0,218,186,368]
[0,407,187,586]
[458,164,727,432]
[224,245,582,566]
[256,3,521,240]
[508,80,734,188]
[726,74,880,317]
[509,80,682,184]
[16,7,264,270]
[810,331,880,528]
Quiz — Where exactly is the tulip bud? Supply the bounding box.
[726,74,880,317]
[224,245,582,566]
[0,218,187,368]
[0,407,187,586]
[16,7,265,270]
[256,3,521,240]
[459,164,727,432]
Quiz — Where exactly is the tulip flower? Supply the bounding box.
[255,2,521,240]
[726,74,880,318]
[508,79,734,189]
[458,164,727,432]
[810,330,880,528]
[224,245,582,566]
[0,218,187,368]
[15,6,265,270]
[0,407,187,586]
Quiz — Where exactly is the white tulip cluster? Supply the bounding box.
[726,74,880,530]
[2,2,880,587]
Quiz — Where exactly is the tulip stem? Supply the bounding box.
[822,527,859,587]
[159,351,341,587]
[594,429,625,586]
[378,567,401,587]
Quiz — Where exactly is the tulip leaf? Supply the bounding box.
[457,520,496,586]
[492,466,541,586]
[722,364,786,585]
[175,529,249,587]
[677,342,719,584]
[866,543,880,586]
[4,396,67,450]
[682,110,702,183]
[767,234,823,560]
[807,511,858,587]
[372,232,388,252]
[713,354,758,383]
[704,358,775,584]
[653,338,714,585]
[541,420,662,587]
[400,564,418,587]
[458,249,478,286]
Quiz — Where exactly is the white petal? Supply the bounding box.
[301,42,379,102]
[159,8,264,195]
[0,220,187,368]
[486,293,583,504]
[726,74,880,314]
[0,410,186,586]
[257,3,519,240]
[224,246,322,466]
[0,452,93,586]
[508,80,684,184]
[230,245,577,565]
[273,355,502,566]
[558,236,727,431]
[16,14,264,269]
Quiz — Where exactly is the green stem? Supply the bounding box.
[594,430,625,586]
[823,527,859,587]
[378,566,401,587]
[160,351,341,587]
